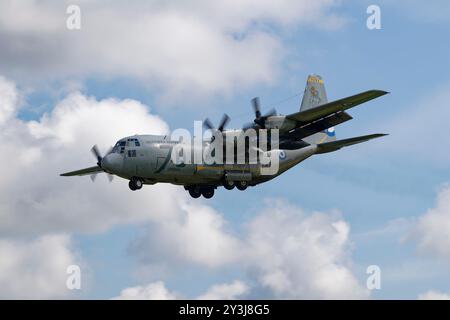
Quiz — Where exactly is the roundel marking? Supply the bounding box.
[279,150,287,160]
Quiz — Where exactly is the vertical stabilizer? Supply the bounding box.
[300,74,328,111]
[300,74,336,144]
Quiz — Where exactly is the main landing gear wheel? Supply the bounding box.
[189,188,201,198]
[129,178,143,191]
[223,180,235,190]
[202,188,215,199]
[236,180,248,191]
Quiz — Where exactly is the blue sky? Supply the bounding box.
[1,0,450,299]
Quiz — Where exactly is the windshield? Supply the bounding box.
[111,140,126,154]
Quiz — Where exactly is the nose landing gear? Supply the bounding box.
[129,177,144,191]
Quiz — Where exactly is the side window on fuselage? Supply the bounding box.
[119,141,126,154]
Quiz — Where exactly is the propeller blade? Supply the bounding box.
[91,145,102,164]
[217,114,230,132]
[107,174,114,182]
[203,118,215,131]
[263,108,277,118]
[251,97,261,119]
[90,173,97,182]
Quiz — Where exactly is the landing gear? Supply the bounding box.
[189,188,201,198]
[201,188,214,199]
[236,180,248,191]
[129,177,143,191]
[186,186,215,199]
[223,180,235,190]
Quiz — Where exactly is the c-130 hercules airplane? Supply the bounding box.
[61,75,389,199]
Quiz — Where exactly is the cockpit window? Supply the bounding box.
[127,138,141,147]
[111,140,126,154]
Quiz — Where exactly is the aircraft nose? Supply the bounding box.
[101,153,122,173]
[101,154,114,172]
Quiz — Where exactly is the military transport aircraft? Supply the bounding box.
[61,75,388,199]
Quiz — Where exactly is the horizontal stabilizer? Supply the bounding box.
[60,166,103,177]
[316,133,388,154]
[287,90,389,123]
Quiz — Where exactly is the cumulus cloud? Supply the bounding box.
[114,280,248,300]
[197,280,249,300]
[242,200,368,299]
[411,185,450,259]
[0,76,19,124]
[130,202,240,269]
[0,0,344,98]
[418,290,450,300]
[133,199,368,299]
[0,234,80,299]
[113,281,177,300]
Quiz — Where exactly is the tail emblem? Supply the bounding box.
[326,127,336,137]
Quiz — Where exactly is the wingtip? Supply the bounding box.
[373,90,390,95]
[375,133,389,138]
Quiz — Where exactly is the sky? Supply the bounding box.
[0,0,450,299]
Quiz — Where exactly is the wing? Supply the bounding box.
[282,111,352,140]
[60,166,103,177]
[316,133,388,154]
[286,90,389,123]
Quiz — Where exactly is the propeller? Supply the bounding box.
[203,114,230,141]
[91,145,102,166]
[90,145,114,182]
[244,97,277,130]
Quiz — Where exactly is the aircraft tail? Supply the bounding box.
[300,74,335,144]
[300,74,328,111]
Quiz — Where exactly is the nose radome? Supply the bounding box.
[101,153,120,172]
[101,154,113,172]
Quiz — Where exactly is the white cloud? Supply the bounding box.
[114,280,248,300]
[411,185,450,259]
[113,281,177,300]
[0,234,80,299]
[0,0,344,99]
[242,200,368,299]
[197,280,249,300]
[418,290,450,300]
[133,199,368,299]
[131,202,240,268]
[0,76,19,124]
